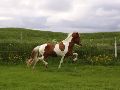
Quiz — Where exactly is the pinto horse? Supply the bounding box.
[26,32,82,69]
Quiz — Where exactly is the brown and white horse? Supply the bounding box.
[26,32,82,69]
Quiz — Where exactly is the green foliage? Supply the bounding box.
[0,28,120,65]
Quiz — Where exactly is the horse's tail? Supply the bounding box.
[26,46,39,67]
[31,46,39,59]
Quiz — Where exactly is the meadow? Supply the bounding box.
[0,65,120,90]
[0,28,120,90]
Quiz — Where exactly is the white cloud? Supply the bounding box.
[0,16,13,20]
[0,0,120,32]
[96,8,120,17]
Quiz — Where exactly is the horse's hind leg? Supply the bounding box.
[26,58,34,67]
[32,56,48,69]
[39,56,48,68]
[32,58,39,69]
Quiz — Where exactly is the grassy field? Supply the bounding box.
[0,28,120,90]
[0,64,120,90]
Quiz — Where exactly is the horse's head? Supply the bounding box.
[72,32,82,46]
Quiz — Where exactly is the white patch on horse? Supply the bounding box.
[39,44,47,55]
[54,33,73,57]
[33,46,40,52]
[54,43,67,56]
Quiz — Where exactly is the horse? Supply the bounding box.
[26,32,82,69]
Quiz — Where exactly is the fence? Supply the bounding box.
[0,38,119,65]
[0,42,38,64]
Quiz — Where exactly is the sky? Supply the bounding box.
[0,0,120,33]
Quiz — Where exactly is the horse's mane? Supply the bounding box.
[63,33,73,42]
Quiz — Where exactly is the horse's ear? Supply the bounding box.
[75,32,79,35]
[72,32,79,37]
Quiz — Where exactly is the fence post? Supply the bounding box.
[21,32,23,42]
[115,37,117,58]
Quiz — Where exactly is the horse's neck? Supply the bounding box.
[68,41,74,49]
[63,36,72,42]
[61,34,75,51]
[62,36,75,49]
[62,34,72,43]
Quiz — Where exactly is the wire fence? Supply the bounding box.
[0,37,120,65]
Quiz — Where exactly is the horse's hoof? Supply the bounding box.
[32,67,35,70]
[58,66,61,69]
[73,58,77,61]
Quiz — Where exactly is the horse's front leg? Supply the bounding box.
[58,56,65,69]
[73,53,78,62]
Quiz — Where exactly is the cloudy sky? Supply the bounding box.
[0,0,120,33]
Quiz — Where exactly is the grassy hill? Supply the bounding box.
[0,28,66,43]
[0,28,120,65]
[0,28,120,45]
[0,28,120,42]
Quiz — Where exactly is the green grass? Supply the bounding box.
[0,64,120,90]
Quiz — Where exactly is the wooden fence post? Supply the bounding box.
[115,37,117,58]
[21,32,23,42]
